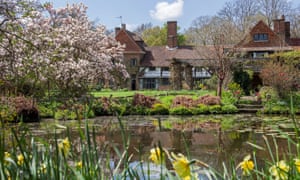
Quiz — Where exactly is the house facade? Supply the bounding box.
[236,15,300,59]
[115,21,212,90]
[234,15,300,88]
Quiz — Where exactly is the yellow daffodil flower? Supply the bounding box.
[149,147,165,165]
[58,137,71,156]
[4,152,10,158]
[4,152,11,165]
[237,154,254,176]
[17,154,24,166]
[76,161,83,169]
[171,152,191,180]
[269,160,290,180]
[40,163,47,174]
[294,158,300,173]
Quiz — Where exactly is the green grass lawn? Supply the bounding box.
[91,89,214,98]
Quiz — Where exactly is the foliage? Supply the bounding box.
[270,50,300,68]
[0,96,39,122]
[192,104,210,114]
[221,104,238,113]
[203,75,218,90]
[222,91,239,105]
[169,106,193,115]
[130,106,150,115]
[159,95,175,107]
[92,97,124,116]
[0,104,17,122]
[228,82,244,99]
[38,104,54,118]
[233,69,251,95]
[260,61,299,97]
[208,105,222,113]
[259,86,279,104]
[141,23,186,46]
[54,109,77,120]
[260,104,290,114]
[55,104,95,120]
[150,103,169,115]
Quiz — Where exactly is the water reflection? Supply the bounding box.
[13,114,299,171]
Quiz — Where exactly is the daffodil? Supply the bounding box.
[294,158,300,173]
[149,147,165,165]
[17,154,24,166]
[171,152,191,180]
[40,163,47,174]
[58,137,71,156]
[269,160,290,180]
[76,161,83,169]
[4,152,11,165]
[237,154,254,176]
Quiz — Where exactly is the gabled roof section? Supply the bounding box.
[141,46,217,67]
[115,29,145,54]
[236,20,289,50]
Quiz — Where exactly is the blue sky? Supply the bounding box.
[40,0,300,31]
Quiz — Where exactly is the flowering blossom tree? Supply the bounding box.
[0,1,128,98]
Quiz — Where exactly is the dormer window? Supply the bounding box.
[253,33,268,41]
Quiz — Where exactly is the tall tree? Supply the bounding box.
[258,0,293,26]
[288,6,300,37]
[133,22,153,37]
[141,23,186,46]
[210,35,232,97]
[186,16,242,46]
[218,0,259,33]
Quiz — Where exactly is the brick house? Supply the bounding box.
[115,21,212,90]
[234,15,300,88]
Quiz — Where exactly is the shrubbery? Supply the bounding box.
[169,106,193,115]
[150,103,169,115]
[221,104,238,113]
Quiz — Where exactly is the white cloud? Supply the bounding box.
[150,0,184,22]
[126,24,138,31]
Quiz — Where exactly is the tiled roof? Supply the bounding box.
[115,29,145,53]
[141,46,218,67]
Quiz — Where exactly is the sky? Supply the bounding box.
[40,0,300,32]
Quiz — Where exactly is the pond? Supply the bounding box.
[10,113,298,173]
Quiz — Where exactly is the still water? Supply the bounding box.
[17,114,299,171]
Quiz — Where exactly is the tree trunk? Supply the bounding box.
[217,78,224,97]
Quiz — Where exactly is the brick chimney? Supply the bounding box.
[167,21,177,49]
[115,27,121,36]
[121,24,126,30]
[273,15,290,42]
[115,24,126,36]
